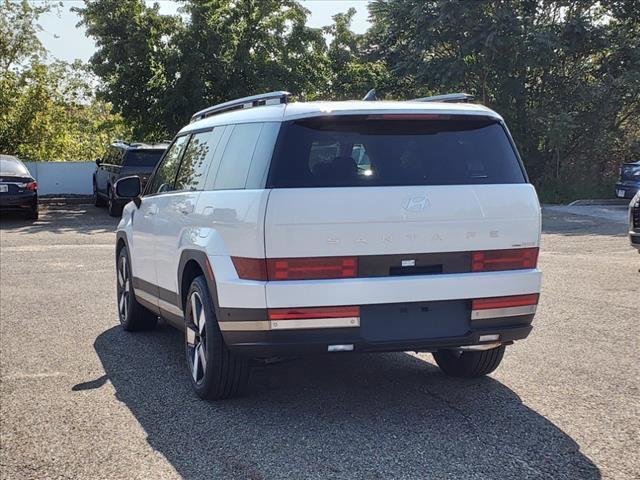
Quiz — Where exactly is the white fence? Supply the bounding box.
[23,161,96,196]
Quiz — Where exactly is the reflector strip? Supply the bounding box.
[268,306,360,320]
[270,317,359,330]
[472,293,539,310]
[471,305,537,320]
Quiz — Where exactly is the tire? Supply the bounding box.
[185,275,250,400]
[26,204,38,220]
[108,187,122,217]
[116,247,157,331]
[94,180,106,207]
[433,345,505,378]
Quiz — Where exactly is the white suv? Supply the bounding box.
[114,92,542,399]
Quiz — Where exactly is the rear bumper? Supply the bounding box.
[0,192,37,210]
[219,299,536,358]
[615,182,640,199]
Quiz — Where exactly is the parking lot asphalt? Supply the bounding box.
[1,204,638,480]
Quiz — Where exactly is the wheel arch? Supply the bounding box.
[115,231,129,259]
[178,250,220,316]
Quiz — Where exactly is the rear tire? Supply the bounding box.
[433,345,505,378]
[94,181,106,207]
[26,205,38,220]
[108,187,122,217]
[185,276,250,400]
[117,247,157,331]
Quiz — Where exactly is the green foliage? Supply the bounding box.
[6,0,637,201]
[0,0,130,161]
[76,0,330,138]
[366,0,640,201]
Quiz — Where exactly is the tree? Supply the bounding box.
[322,8,391,100]
[76,0,330,138]
[365,0,640,201]
[0,0,130,161]
[0,0,48,72]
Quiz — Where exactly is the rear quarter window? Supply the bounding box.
[124,150,165,168]
[268,116,526,188]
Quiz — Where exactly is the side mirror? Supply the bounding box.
[95,158,101,166]
[114,176,141,207]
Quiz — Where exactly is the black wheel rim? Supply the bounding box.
[186,291,207,385]
[117,255,130,321]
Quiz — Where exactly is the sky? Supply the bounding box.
[36,0,372,64]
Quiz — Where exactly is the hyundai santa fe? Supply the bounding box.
[113,91,542,400]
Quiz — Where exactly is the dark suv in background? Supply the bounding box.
[94,141,168,216]
[615,160,640,200]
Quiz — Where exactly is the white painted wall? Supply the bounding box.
[23,161,96,195]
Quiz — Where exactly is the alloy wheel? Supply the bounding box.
[117,255,130,320]
[186,291,207,384]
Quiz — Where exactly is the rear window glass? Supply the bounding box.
[268,116,525,188]
[124,150,165,167]
[0,158,29,176]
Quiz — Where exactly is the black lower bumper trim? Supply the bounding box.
[225,324,533,358]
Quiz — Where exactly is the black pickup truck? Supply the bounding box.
[93,141,168,216]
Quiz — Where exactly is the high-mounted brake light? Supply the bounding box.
[472,248,538,272]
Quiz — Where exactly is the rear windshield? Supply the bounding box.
[124,150,165,167]
[267,116,526,188]
[0,158,29,176]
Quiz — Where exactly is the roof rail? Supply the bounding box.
[412,93,474,103]
[190,91,292,123]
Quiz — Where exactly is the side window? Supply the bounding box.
[148,135,190,195]
[245,122,280,189]
[214,123,263,190]
[103,147,116,166]
[114,149,124,167]
[174,130,219,191]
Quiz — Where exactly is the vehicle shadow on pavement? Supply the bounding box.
[0,205,118,235]
[83,324,601,479]
[542,210,627,237]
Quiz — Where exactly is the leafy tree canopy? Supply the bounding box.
[0,0,129,161]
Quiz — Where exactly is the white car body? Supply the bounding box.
[117,98,542,359]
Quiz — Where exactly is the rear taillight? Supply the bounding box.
[472,294,539,310]
[231,257,267,281]
[232,256,358,281]
[267,306,360,330]
[22,181,37,191]
[471,293,539,320]
[267,257,357,280]
[268,306,360,320]
[471,248,538,272]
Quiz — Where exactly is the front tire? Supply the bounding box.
[433,345,505,378]
[26,204,38,220]
[116,247,157,331]
[185,276,250,400]
[108,187,122,217]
